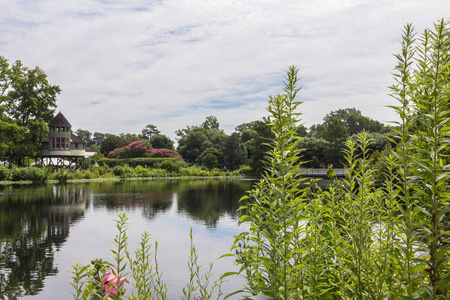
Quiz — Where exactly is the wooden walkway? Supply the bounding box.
[297,168,346,178]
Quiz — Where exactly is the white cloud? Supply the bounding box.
[0,0,448,140]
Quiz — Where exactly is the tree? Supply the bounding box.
[297,136,326,168]
[118,133,140,144]
[141,124,160,140]
[6,60,60,126]
[223,132,246,170]
[201,116,220,131]
[239,120,274,174]
[99,134,128,156]
[176,116,227,167]
[149,134,174,150]
[93,132,106,146]
[321,115,349,166]
[0,116,28,164]
[199,148,222,169]
[75,129,93,146]
[0,56,60,165]
[323,108,384,136]
[295,123,308,137]
[174,125,195,140]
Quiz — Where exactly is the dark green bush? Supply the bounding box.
[113,165,134,178]
[55,169,69,183]
[158,160,181,173]
[28,167,47,182]
[134,165,151,177]
[0,166,9,181]
[10,167,27,181]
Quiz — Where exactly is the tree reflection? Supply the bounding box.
[90,181,176,218]
[177,179,252,227]
[0,185,85,298]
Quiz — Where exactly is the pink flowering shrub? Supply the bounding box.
[147,148,182,159]
[107,141,152,159]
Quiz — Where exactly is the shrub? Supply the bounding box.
[108,141,152,159]
[28,167,47,182]
[55,169,69,183]
[10,167,27,181]
[180,166,205,177]
[208,168,223,176]
[71,171,85,180]
[158,160,181,173]
[84,170,97,179]
[202,153,218,170]
[147,148,182,159]
[113,165,134,178]
[113,165,126,177]
[0,166,10,181]
[134,165,151,177]
[148,168,167,177]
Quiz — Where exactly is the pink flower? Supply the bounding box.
[102,269,126,296]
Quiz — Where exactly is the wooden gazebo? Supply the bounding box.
[37,112,86,171]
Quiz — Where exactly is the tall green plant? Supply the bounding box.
[408,19,450,298]
[388,22,424,297]
[233,66,308,299]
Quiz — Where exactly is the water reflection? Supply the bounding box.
[177,180,244,227]
[0,185,85,298]
[0,179,255,298]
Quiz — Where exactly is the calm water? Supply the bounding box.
[0,178,256,299]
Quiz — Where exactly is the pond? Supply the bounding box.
[0,178,256,299]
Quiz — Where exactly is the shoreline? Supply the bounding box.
[0,175,258,185]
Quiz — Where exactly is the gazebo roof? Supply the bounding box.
[49,112,72,127]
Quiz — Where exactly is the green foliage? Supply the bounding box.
[9,167,26,181]
[179,165,206,177]
[176,117,228,167]
[296,136,326,168]
[157,159,181,173]
[75,129,94,147]
[55,169,69,183]
[0,56,60,166]
[321,115,349,166]
[0,165,9,180]
[133,165,150,177]
[238,120,275,174]
[0,166,51,182]
[199,148,221,169]
[149,134,174,150]
[233,66,307,299]
[113,165,134,178]
[324,107,385,136]
[223,132,247,171]
[28,167,47,182]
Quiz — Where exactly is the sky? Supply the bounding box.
[0,0,448,140]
